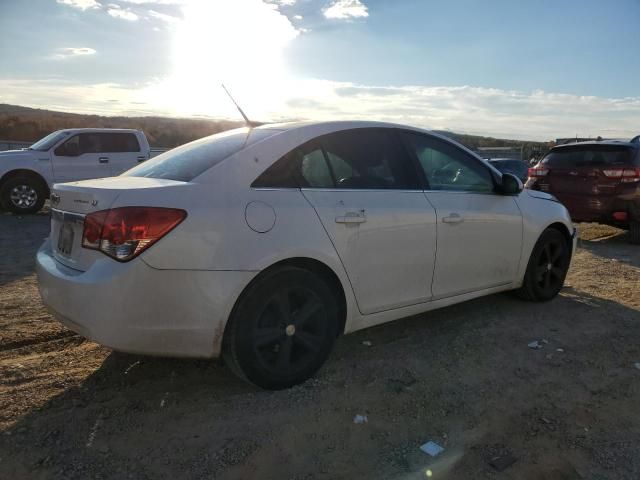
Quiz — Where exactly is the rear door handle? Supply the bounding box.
[137,156,146,163]
[442,213,463,224]
[335,211,366,224]
[99,157,109,163]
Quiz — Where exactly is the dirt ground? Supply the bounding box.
[0,209,639,480]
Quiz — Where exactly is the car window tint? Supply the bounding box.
[79,133,102,154]
[403,132,493,192]
[125,128,277,181]
[319,129,418,189]
[543,145,634,167]
[100,133,140,153]
[300,148,333,188]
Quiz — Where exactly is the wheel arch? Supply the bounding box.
[222,256,348,353]
[0,169,50,197]
[545,221,573,249]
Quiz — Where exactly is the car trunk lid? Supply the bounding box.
[50,177,188,271]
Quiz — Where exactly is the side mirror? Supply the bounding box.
[499,173,523,195]
[56,142,80,157]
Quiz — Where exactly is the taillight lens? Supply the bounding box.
[82,207,187,262]
[602,167,640,182]
[528,166,549,177]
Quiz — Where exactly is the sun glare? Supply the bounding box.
[151,0,300,120]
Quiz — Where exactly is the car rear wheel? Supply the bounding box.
[223,266,339,389]
[517,228,571,302]
[0,176,47,214]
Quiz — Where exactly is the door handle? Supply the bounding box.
[137,156,146,163]
[99,157,109,163]
[335,211,366,224]
[442,213,463,224]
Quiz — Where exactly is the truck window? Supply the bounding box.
[100,133,141,153]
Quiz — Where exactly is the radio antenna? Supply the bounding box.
[221,84,256,128]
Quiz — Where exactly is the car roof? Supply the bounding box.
[58,128,141,134]
[552,140,639,150]
[255,119,429,133]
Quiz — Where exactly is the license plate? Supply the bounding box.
[57,223,75,256]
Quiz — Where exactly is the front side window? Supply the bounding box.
[402,132,494,192]
[252,128,419,190]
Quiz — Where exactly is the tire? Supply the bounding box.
[0,175,47,214]
[223,266,339,390]
[629,221,640,245]
[517,228,571,302]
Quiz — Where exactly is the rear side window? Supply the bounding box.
[124,128,277,181]
[543,145,636,168]
[100,133,140,153]
[252,128,419,190]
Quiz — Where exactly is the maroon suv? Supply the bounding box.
[526,141,640,243]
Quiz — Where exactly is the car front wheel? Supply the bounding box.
[0,176,47,214]
[517,228,571,301]
[223,266,339,389]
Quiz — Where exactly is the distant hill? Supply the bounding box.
[0,104,245,148]
[0,104,547,156]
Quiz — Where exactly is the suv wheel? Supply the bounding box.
[0,176,47,214]
[517,228,571,301]
[223,267,339,390]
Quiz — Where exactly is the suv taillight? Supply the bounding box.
[528,166,549,177]
[82,207,187,262]
[602,167,640,182]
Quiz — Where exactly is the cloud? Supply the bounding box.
[4,75,639,141]
[147,9,179,23]
[323,0,368,20]
[56,0,100,10]
[266,0,297,5]
[53,47,97,59]
[106,4,139,20]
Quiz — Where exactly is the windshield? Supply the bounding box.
[124,128,278,182]
[29,131,71,151]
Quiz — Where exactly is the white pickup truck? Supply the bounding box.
[0,128,150,214]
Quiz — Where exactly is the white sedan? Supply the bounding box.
[37,121,576,389]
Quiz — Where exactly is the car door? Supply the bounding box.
[298,128,438,315]
[51,133,111,183]
[401,131,523,299]
[101,132,146,176]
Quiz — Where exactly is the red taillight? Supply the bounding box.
[602,167,640,182]
[528,166,549,178]
[82,207,187,262]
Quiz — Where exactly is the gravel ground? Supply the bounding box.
[0,212,639,480]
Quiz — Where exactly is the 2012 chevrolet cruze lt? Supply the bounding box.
[37,121,576,389]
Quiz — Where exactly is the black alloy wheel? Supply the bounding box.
[223,267,339,389]
[517,228,571,301]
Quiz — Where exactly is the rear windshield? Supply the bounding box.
[123,128,278,181]
[543,145,637,168]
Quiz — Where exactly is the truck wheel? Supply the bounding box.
[223,266,339,390]
[629,221,640,245]
[517,228,571,302]
[0,176,47,214]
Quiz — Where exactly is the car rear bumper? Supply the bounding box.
[36,239,255,358]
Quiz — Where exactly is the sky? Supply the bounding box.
[0,0,639,140]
